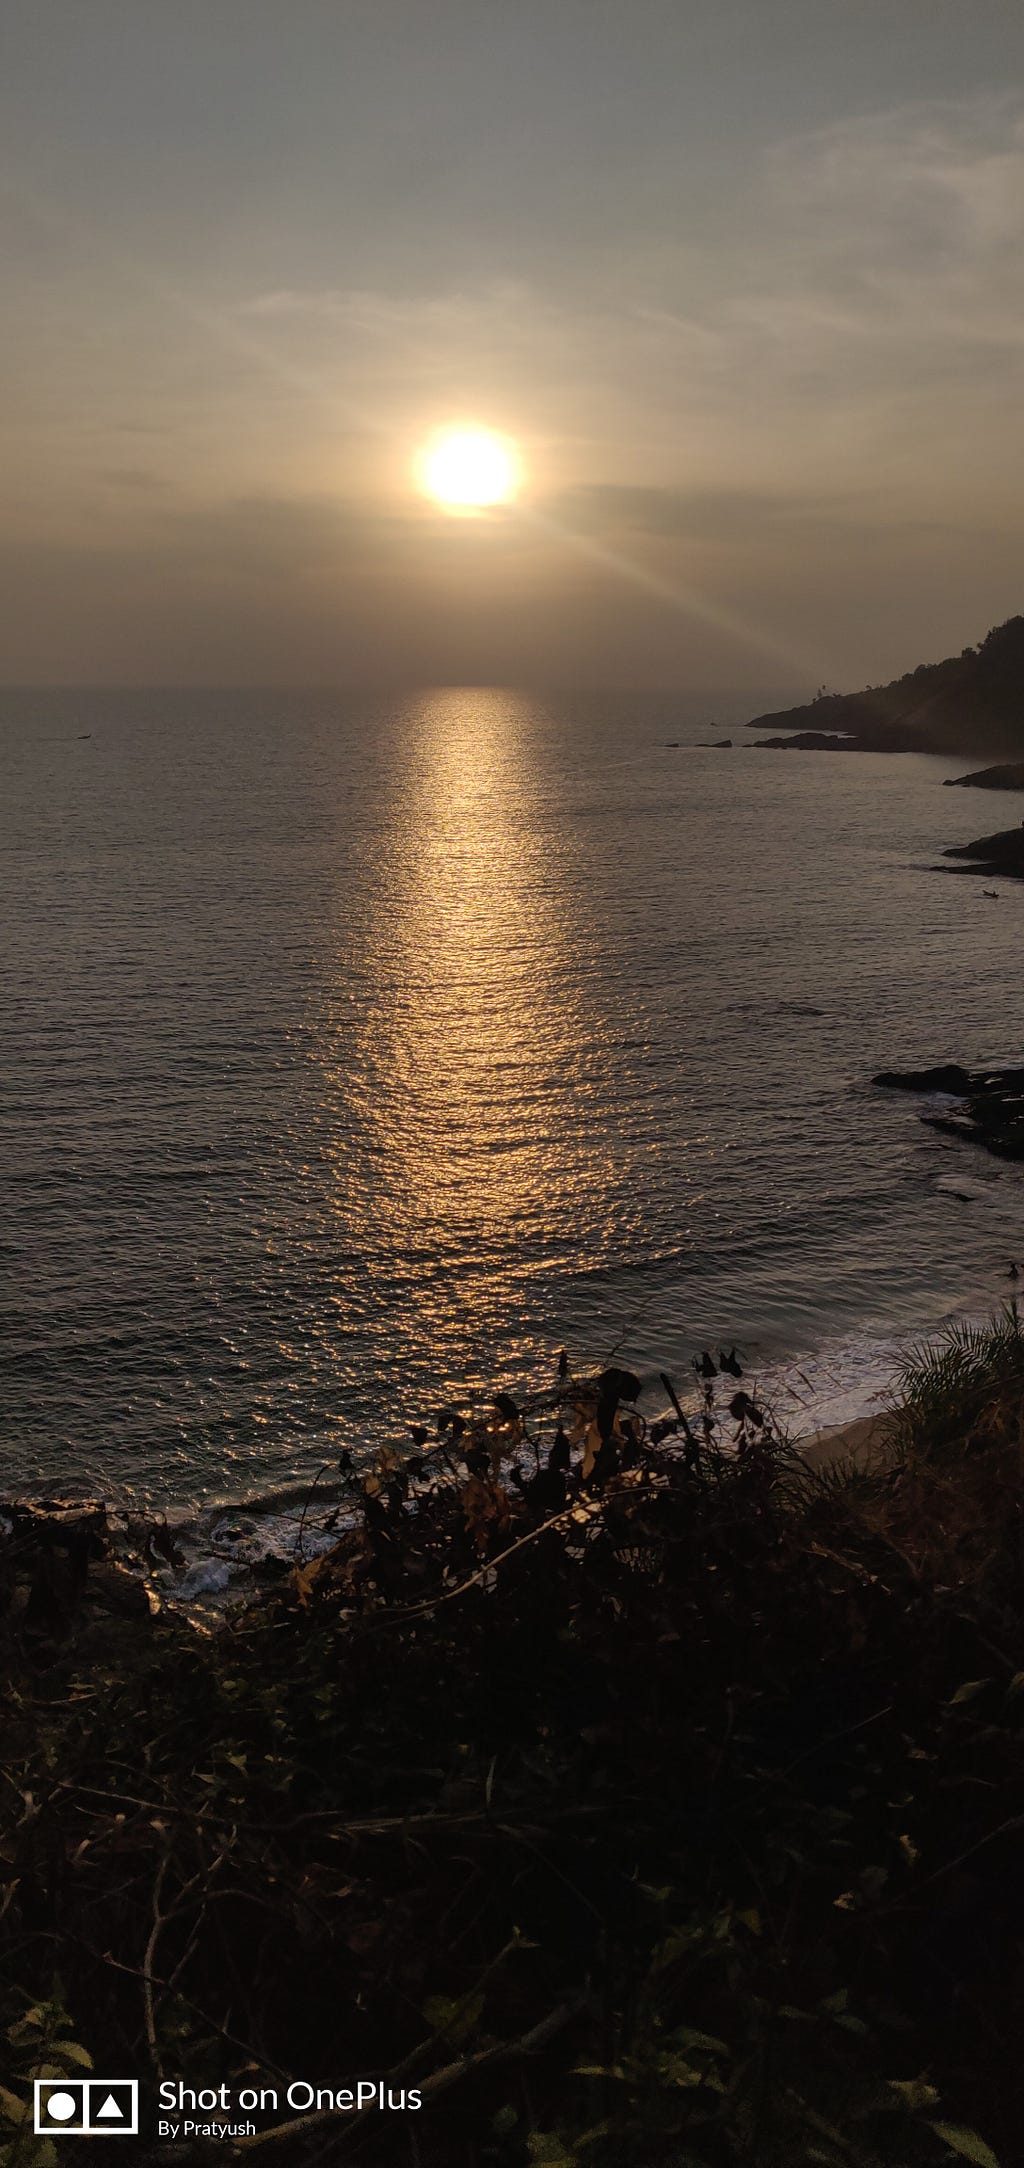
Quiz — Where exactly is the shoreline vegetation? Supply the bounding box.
[4,1315,1024,2167]
[742,615,1024,883]
[745,616,1024,764]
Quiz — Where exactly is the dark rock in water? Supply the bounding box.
[874,1064,972,1095]
[697,738,733,747]
[939,827,1024,881]
[1,1498,160,1644]
[944,762,1024,790]
[752,731,861,751]
[874,1064,1024,1161]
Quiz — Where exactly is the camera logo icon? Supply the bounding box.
[34,2080,139,2136]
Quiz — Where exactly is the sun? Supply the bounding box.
[418,427,520,510]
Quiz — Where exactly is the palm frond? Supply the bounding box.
[893,1301,1024,1458]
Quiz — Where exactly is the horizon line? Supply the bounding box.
[0,678,809,699]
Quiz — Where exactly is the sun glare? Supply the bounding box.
[418,428,520,510]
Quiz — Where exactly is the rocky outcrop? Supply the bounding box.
[752,730,865,751]
[874,1064,1024,1161]
[940,827,1024,881]
[944,762,1024,790]
[874,1064,973,1094]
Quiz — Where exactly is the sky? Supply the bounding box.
[3,0,1024,693]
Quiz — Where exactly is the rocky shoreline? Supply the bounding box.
[874,1061,1024,1162]
[944,760,1024,790]
[0,1349,905,1636]
[737,615,1024,880]
[937,824,1024,882]
[749,727,889,752]
[745,614,1024,760]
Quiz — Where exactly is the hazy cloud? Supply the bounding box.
[5,64,1024,684]
[232,97,1024,499]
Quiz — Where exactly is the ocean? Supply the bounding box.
[4,684,1024,1533]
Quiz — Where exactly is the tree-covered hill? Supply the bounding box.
[748,616,1024,759]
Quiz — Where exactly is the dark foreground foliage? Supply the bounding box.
[2,1323,1024,2167]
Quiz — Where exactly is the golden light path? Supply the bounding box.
[316,686,624,1393]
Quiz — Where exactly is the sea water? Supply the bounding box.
[3,685,1023,1525]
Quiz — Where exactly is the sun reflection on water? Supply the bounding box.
[317,688,617,1387]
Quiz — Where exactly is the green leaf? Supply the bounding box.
[0,2089,27,2126]
[52,2040,92,2070]
[652,2047,702,2087]
[671,2025,730,2057]
[1004,1671,1024,1701]
[928,2122,1001,2168]
[889,2078,940,2113]
[422,1990,485,2046]
[6,2015,41,2047]
[859,1863,888,1897]
[492,2103,518,2136]
[801,2105,859,2148]
[948,1679,990,1706]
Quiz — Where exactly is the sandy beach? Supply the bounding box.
[798,1410,896,1470]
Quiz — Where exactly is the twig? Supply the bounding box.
[359,1473,695,1627]
[779,1703,895,1780]
[292,1464,337,1564]
[805,1540,891,1591]
[417,1992,590,2102]
[50,1778,614,1841]
[228,1991,591,2152]
[885,1811,1024,1905]
[142,1852,170,2078]
[98,1944,292,2083]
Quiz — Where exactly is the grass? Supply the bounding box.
[893,1303,1024,1463]
[2,1332,1024,2167]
